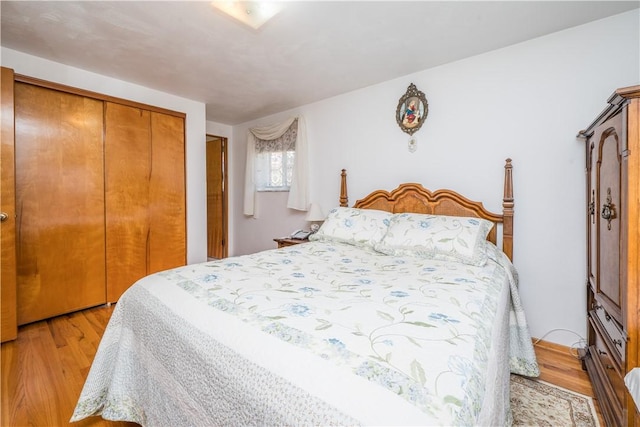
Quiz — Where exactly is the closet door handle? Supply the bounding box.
[0,212,7,222]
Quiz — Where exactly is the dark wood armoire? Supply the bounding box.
[579,85,639,427]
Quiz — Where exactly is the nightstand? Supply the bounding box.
[274,237,309,248]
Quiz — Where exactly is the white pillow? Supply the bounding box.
[309,207,392,249]
[374,213,494,266]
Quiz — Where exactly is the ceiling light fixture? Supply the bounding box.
[211,1,283,30]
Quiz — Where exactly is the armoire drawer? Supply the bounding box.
[586,343,624,427]
[590,322,626,409]
[591,304,626,364]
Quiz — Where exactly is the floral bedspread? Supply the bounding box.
[72,241,538,426]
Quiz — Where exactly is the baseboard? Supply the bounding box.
[532,338,576,354]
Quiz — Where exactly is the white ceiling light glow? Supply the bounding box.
[211,1,283,30]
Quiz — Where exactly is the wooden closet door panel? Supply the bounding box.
[1,67,17,341]
[148,112,186,273]
[15,83,106,324]
[105,102,151,302]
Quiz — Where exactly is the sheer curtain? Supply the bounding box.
[254,120,297,191]
[243,116,308,217]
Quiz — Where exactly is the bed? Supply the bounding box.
[72,158,539,426]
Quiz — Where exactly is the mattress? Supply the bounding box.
[72,240,539,426]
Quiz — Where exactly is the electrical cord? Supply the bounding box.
[533,328,587,360]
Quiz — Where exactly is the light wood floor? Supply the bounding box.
[1,305,133,427]
[532,338,604,425]
[1,304,603,426]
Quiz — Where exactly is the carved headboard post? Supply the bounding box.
[502,158,514,261]
[340,169,348,207]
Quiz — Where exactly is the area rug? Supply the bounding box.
[511,374,600,427]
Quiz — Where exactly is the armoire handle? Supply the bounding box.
[0,212,7,222]
[601,187,615,230]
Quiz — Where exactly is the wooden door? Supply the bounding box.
[593,114,623,323]
[1,67,17,341]
[105,103,186,301]
[15,83,106,324]
[206,135,227,259]
[148,112,186,272]
[105,102,152,302]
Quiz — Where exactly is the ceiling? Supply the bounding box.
[2,1,638,125]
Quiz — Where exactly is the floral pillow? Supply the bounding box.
[374,213,494,266]
[309,207,392,249]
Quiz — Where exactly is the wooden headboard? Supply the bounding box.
[339,158,514,260]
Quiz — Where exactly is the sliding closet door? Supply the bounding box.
[15,83,106,324]
[1,67,17,341]
[148,112,186,273]
[105,102,152,302]
[105,103,186,301]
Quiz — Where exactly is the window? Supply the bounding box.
[244,116,308,217]
[255,149,294,191]
[254,119,297,191]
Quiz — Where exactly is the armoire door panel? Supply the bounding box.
[15,83,106,324]
[105,102,152,302]
[148,112,186,274]
[595,117,622,322]
[587,141,597,294]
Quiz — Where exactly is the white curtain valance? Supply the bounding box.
[243,116,309,218]
[255,121,297,153]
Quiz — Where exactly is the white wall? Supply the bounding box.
[1,47,209,264]
[229,10,640,347]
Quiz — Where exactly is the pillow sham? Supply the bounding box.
[374,213,494,266]
[309,207,392,249]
